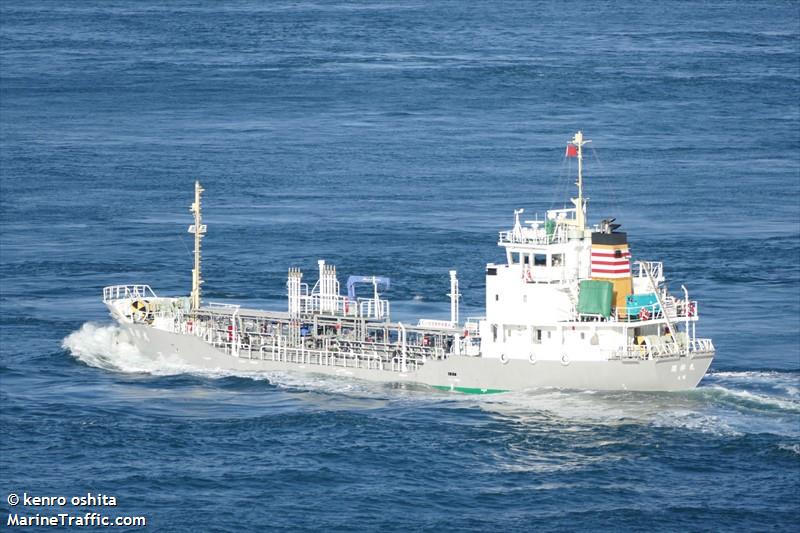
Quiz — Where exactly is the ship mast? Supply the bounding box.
[189,181,206,311]
[570,131,590,230]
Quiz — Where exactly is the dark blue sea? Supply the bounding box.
[1,1,799,531]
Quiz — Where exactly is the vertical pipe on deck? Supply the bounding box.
[681,285,690,355]
[449,270,460,326]
[398,322,407,373]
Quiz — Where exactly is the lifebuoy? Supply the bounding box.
[187,320,193,332]
[687,303,696,317]
[524,268,533,282]
[343,297,350,314]
[639,308,651,321]
[227,325,234,342]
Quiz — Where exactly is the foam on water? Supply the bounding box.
[510,380,799,436]
[701,385,800,413]
[63,322,192,376]
[778,443,800,456]
[708,370,800,398]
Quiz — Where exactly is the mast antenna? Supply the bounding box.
[189,181,207,311]
[569,131,591,229]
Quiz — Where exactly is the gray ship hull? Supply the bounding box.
[118,323,713,393]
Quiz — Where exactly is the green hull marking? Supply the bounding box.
[431,385,508,395]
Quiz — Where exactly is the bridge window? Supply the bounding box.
[551,254,564,267]
[534,254,547,266]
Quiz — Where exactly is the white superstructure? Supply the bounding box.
[100,132,714,393]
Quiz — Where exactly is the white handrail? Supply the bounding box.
[102,284,157,302]
[635,261,663,280]
[498,227,568,245]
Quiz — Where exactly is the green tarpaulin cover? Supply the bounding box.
[577,280,613,318]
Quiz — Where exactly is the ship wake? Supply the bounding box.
[479,369,800,440]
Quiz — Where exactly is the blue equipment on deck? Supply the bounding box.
[626,293,660,316]
[347,276,390,300]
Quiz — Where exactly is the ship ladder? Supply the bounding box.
[640,261,679,347]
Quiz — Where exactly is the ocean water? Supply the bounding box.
[1,0,799,531]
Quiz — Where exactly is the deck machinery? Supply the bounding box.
[104,262,462,376]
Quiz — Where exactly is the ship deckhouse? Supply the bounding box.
[477,132,696,365]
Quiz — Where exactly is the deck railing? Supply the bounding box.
[464,317,484,334]
[635,261,663,281]
[103,284,157,302]
[498,225,568,246]
[297,294,390,320]
[580,298,699,323]
[207,340,432,373]
[609,336,714,361]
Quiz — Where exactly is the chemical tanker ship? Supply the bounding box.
[101,132,714,393]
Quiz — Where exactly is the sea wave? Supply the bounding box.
[706,370,799,398]
[699,385,799,413]
[63,322,195,376]
[778,442,800,456]
[478,376,800,437]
